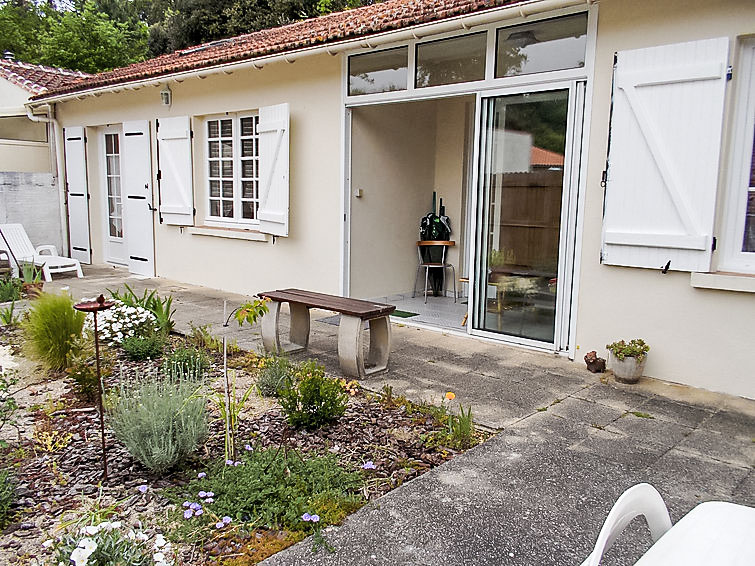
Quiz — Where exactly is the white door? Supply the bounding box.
[102,126,126,265]
[121,121,156,276]
[64,126,91,263]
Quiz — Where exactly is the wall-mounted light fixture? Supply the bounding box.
[160,85,172,107]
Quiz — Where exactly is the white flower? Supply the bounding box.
[153,552,165,562]
[42,539,54,549]
[70,548,89,566]
[78,538,97,553]
[154,534,167,549]
[136,532,149,542]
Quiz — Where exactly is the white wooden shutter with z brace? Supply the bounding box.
[601,37,730,272]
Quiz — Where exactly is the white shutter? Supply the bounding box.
[64,126,91,263]
[257,103,290,237]
[122,121,156,276]
[157,116,194,226]
[602,37,729,272]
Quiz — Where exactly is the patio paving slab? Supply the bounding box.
[43,266,755,566]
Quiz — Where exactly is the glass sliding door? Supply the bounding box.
[473,89,571,344]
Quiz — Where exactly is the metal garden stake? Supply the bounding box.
[74,294,114,481]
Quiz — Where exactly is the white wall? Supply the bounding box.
[58,54,344,297]
[576,0,755,398]
[0,172,63,252]
[0,80,52,173]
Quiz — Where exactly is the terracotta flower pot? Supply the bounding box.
[607,352,646,384]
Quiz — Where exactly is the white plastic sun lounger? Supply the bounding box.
[0,223,83,282]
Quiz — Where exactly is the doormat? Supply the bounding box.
[391,310,419,318]
[316,310,418,326]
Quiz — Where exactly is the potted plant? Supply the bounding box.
[20,262,44,298]
[605,338,650,384]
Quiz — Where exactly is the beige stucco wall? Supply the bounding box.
[576,0,755,399]
[57,54,343,297]
[349,100,438,298]
[0,80,52,173]
[349,96,471,299]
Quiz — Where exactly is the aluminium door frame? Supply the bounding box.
[467,79,585,352]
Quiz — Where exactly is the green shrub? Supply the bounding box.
[606,338,650,361]
[22,292,85,371]
[188,323,239,354]
[0,468,16,528]
[108,376,207,473]
[279,361,347,429]
[256,355,293,397]
[163,346,209,381]
[121,331,165,361]
[0,277,21,303]
[171,449,363,530]
[65,334,112,402]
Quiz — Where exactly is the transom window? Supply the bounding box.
[206,113,260,224]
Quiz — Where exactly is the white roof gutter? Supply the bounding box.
[28,0,591,107]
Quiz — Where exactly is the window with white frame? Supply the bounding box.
[721,40,755,273]
[206,113,260,224]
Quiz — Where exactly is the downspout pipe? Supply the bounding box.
[25,103,69,257]
[29,0,591,105]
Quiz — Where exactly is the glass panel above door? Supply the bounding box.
[474,89,569,344]
[415,32,487,88]
[349,47,408,95]
[495,13,588,78]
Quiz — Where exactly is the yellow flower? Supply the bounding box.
[445,392,455,401]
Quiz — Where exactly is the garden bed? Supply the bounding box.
[0,291,489,565]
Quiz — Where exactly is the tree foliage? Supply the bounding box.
[0,0,373,73]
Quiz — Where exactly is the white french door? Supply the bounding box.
[469,81,584,351]
[101,126,126,265]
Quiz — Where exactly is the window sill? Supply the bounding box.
[186,225,269,242]
[690,272,755,293]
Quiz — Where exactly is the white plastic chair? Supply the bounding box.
[581,483,673,566]
[0,223,83,282]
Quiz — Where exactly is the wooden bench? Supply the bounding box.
[257,289,396,379]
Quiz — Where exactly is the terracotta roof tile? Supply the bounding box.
[531,146,564,167]
[34,0,522,100]
[0,59,91,95]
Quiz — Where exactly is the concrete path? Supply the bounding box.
[45,266,755,565]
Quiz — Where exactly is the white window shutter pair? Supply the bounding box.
[157,104,290,236]
[602,37,730,272]
[63,126,91,263]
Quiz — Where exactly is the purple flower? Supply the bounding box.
[198,491,207,498]
[197,472,207,479]
[233,461,241,467]
[205,498,214,503]
[301,513,312,522]
[222,516,232,524]
[195,509,204,516]
[215,522,224,529]
[137,484,148,494]
[182,501,191,508]
[189,503,202,511]
[310,514,320,523]
[361,461,376,470]
[183,510,193,519]
[206,492,214,497]
[244,444,253,451]
[225,459,234,465]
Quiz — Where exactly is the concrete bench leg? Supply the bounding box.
[261,300,310,354]
[337,315,391,379]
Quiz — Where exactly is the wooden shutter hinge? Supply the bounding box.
[600,170,607,188]
[156,170,162,181]
[711,236,717,251]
